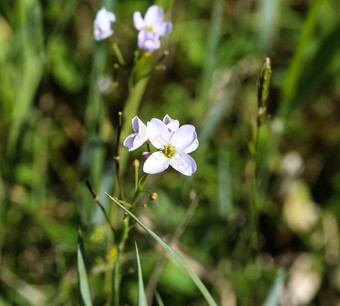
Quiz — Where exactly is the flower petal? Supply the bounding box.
[147,118,171,149]
[132,116,145,133]
[133,11,145,30]
[155,21,172,36]
[123,134,135,151]
[170,152,197,176]
[144,5,164,26]
[170,124,197,152]
[183,137,199,153]
[163,114,172,125]
[143,152,170,174]
[163,114,179,133]
[137,30,160,52]
[132,116,148,141]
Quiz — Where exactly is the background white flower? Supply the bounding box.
[94,8,116,41]
[133,5,172,52]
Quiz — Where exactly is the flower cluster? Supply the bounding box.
[124,115,199,176]
[93,5,172,52]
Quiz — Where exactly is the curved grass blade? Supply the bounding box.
[262,267,286,306]
[77,229,93,306]
[105,193,217,306]
[135,243,148,306]
[154,291,165,306]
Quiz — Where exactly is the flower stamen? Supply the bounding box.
[145,25,153,32]
[162,144,176,158]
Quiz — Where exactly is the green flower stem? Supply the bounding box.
[120,55,154,172]
[106,173,149,306]
[141,189,153,195]
[112,43,126,66]
[131,174,149,210]
[116,174,150,248]
[114,112,125,201]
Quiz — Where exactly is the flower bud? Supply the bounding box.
[142,152,150,159]
[150,193,158,201]
[257,57,272,126]
[133,159,140,167]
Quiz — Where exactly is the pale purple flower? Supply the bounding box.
[123,116,148,151]
[133,5,172,52]
[143,119,199,176]
[94,8,116,41]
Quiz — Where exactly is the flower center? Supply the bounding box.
[145,25,153,32]
[162,144,176,158]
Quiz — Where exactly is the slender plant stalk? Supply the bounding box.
[109,41,126,66]
[120,55,154,171]
[114,112,125,201]
[109,174,150,305]
[249,57,272,255]
[85,180,116,235]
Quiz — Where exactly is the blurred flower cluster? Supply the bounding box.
[93,5,172,52]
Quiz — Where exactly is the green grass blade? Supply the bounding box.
[258,0,281,50]
[77,229,93,306]
[109,248,120,306]
[196,0,224,114]
[106,193,217,306]
[135,243,148,306]
[154,291,165,306]
[262,267,286,306]
[294,22,340,107]
[280,0,322,116]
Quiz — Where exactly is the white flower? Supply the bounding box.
[143,118,199,176]
[94,8,116,41]
[133,5,172,52]
[123,116,148,151]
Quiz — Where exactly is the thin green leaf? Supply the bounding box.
[77,229,93,306]
[258,0,281,50]
[154,291,165,306]
[135,243,148,306]
[109,248,120,306]
[196,0,224,114]
[262,267,286,306]
[280,0,322,116]
[106,193,218,306]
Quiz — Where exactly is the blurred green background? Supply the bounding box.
[1,0,340,305]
